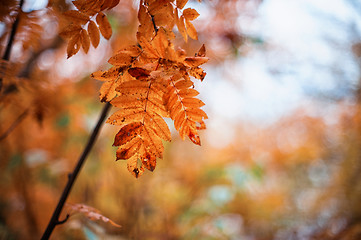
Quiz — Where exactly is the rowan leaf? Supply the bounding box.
[184,56,208,67]
[67,203,121,228]
[80,29,90,53]
[96,12,112,40]
[67,33,81,58]
[128,67,151,80]
[91,0,208,177]
[127,155,144,178]
[185,20,197,40]
[175,11,187,42]
[59,24,82,39]
[63,10,89,25]
[88,20,100,48]
[183,8,199,21]
[196,44,206,57]
[101,0,120,10]
[176,0,188,9]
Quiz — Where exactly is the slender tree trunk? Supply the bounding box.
[40,102,111,240]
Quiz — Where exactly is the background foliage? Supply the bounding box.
[1,0,361,239]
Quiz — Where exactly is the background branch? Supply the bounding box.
[0,0,24,92]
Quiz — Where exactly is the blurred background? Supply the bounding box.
[1,0,361,239]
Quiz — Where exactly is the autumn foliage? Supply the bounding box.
[58,0,208,177]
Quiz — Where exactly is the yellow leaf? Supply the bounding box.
[88,20,100,48]
[96,12,112,40]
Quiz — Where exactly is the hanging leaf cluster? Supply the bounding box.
[59,0,119,58]
[91,0,208,178]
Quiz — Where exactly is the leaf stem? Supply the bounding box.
[40,102,112,240]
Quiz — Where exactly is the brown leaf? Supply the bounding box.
[59,24,82,39]
[113,122,143,146]
[96,12,112,40]
[128,67,151,80]
[63,10,89,25]
[67,33,81,58]
[101,0,120,10]
[80,29,90,53]
[88,20,100,48]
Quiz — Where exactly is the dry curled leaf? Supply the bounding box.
[67,203,121,228]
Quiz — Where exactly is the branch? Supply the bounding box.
[0,108,29,141]
[40,102,112,240]
[0,0,24,92]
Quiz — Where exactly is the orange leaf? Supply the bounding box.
[189,66,206,81]
[196,44,206,57]
[175,11,187,42]
[183,8,199,21]
[184,56,208,67]
[88,20,100,48]
[108,54,133,67]
[127,155,144,178]
[185,20,197,40]
[96,12,112,40]
[138,36,160,58]
[176,0,188,9]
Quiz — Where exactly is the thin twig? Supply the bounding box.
[0,0,24,92]
[40,102,112,240]
[0,108,29,141]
